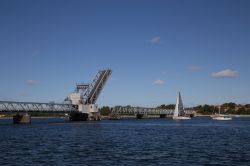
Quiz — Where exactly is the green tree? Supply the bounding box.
[237,107,246,115]
[99,106,111,116]
[227,102,236,109]
[245,104,250,109]
[157,104,175,109]
[194,105,215,115]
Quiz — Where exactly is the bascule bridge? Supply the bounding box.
[0,69,112,123]
[65,69,112,121]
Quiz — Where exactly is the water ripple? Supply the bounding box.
[0,118,250,165]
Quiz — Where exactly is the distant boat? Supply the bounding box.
[211,105,232,120]
[173,92,191,120]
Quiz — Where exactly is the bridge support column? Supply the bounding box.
[13,113,31,124]
[109,112,121,120]
[160,114,166,118]
[69,112,89,121]
[189,114,195,118]
[136,114,144,119]
[89,112,101,121]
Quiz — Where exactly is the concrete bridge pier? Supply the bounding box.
[160,114,166,118]
[69,112,101,121]
[109,112,121,120]
[89,112,101,121]
[136,114,144,119]
[69,112,89,121]
[13,113,31,124]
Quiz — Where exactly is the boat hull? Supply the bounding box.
[173,116,191,120]
[212,116,232,120]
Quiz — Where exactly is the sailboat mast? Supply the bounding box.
[219,105,221,115]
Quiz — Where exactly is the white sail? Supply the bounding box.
[173,92,190,120]
[173,93,179,117]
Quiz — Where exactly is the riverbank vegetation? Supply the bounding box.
[98,103,250,115]
[193,103,250,115]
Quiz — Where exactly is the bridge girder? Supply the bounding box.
[0,101,76,113]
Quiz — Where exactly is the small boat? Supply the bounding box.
[212,116,232,120]
[173,92,191,120]
[211,105,232,120]
[173,116,191,120]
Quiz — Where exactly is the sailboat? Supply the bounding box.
[211,105,232,120]
[173,92,191,120]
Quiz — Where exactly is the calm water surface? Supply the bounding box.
[0,117,250,166]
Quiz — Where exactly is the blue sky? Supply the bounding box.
[0,0,250,107]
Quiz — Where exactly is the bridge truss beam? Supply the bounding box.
[111,106,174,115]
[0,101,76,113]
[111,106,195,115]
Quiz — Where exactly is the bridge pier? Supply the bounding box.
[13,113,31,124]
[109,112,121,120]
[160,114,166,118]
[69,112,101,121]
[89,112,101,121]
[136,114,144,119]
[189,114,195,118]
[69,112,89,121]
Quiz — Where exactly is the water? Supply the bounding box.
[0,117,250,166]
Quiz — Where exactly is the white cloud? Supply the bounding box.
[25,80,38,85]
[148,36,161,44]
[153,79,165,85]
[0,96,16,101]
[161,71,168,75]
[211,69,238,78]
[20,92,31,96]
[32,50,40,57]
[188,66,202,71]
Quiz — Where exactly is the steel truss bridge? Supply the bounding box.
[0,101,76,113]
[111,106,196,116]
[112,106,173,115]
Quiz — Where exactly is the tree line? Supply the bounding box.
[193,103,250,115]
[99,103,250,115]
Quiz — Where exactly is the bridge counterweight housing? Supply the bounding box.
[66,69,112,121]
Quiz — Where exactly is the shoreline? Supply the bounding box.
[196,114,250,117]
[1,115,250,120]
[0,116,66,119]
